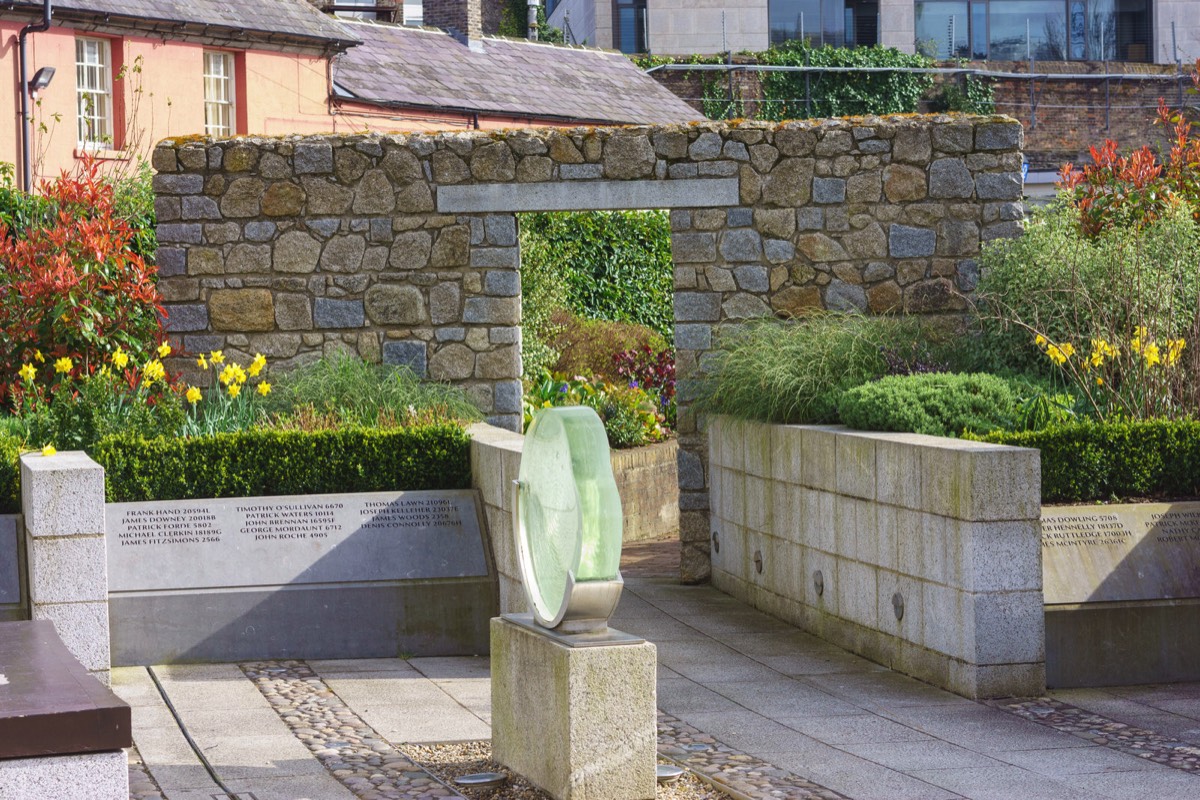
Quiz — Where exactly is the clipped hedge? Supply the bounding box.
[0,434,19,514]
[93,424,471,503]
[837,373,1017,438]
[976,420,1200,504]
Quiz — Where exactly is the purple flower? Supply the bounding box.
[628,379,639,389]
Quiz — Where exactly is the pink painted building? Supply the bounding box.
[1,0,697,186]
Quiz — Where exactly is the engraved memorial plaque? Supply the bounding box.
[1042,502,1200,604]
[107,489,488,593]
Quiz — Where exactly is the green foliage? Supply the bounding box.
[519,211,673,341]
[837,373,1017,438]
[929,75,996,115]
[976,420,1200,503]
[673,43,934,121]
[263,355,482,427]
[697,314,926,424]
[0,162,51,235]
[0,434,20,514]
[29,370,186,452]
[109,159,157,261]
[976,201,1200,377]
[524,370,668,448]
[755,42,934,120]
[94,424,472,503]
[498,0,563,44]
[547,311,668,383]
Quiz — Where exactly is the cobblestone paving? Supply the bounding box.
[989,697,1200,773]
[656,712,847,800]
[127,744,166,800]
[240,660,465,800]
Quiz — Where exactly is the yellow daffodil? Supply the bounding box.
[256,381,271,397]
[142,359,166,384]
[186,386,202,404]
[1034,334,1047,348]
[54,357,72,374]
[1096,376,1104,385]
[228,383,241,398]
[209,350,225,365]
[247,353,267,377]
[112,349,129,369]
[41,445,56,457]
[18,363,36,382]
[1046,343,1071,365]
[99,365,111,377]
[197,354,208,369]
[1167,338,1187,366]
[1144,342,1162,367]
[34,350,44,363]
[219,364,247,386]
[157,342,172,358]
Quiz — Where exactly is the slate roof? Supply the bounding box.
[5,0,358,47]
[332,21,703,126]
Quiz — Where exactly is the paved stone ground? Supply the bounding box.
[112,542,1200,800]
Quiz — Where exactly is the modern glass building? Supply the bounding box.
[767,1,1151,60]
[544,0,1190,64]
[912,0,1152,61]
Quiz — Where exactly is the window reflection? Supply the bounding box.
[913,0,1151,62]
[768,1,879,48]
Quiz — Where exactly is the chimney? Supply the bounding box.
[423,0,484,49]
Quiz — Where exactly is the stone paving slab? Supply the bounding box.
[115,575,1200,800]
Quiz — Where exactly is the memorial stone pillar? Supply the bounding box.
[20,451,111,685]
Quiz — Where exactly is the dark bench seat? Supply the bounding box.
[0,620,131,760]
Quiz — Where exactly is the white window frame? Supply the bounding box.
[203,51,236,137]
[76,37,113,149]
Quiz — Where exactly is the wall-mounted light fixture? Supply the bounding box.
[28,66,55,99]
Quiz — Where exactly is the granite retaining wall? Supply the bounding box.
[707,417,1045,699]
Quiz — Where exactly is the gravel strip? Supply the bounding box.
[404,741,726,800]
[988,697,1200,773]
[239,659,842,800]
[241,660,464,800]
[127,744,166,800]
[656,713,847,800]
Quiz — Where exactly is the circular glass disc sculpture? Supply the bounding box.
[514,406,623,631]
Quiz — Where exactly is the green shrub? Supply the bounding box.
[0,434,20,514]
[263,355,482,427]
[976,419,1200,504]
[548,311,668,383]
[94,424,471,503]
[976,201,1200,378]
[519,211,673,341]
[837,373,1017,438]
[697,314,925,424]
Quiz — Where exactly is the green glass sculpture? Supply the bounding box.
[514,406,623,631]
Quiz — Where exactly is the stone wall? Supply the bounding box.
[707,417,1045,699]
[152,115,1023,583]
[612,441,679,544]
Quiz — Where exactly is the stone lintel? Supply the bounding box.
[436,178,739,213]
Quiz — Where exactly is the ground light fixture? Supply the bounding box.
[28,66,55,98]
[452,772,507,788]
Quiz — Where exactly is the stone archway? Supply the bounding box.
[152,116,1024,582]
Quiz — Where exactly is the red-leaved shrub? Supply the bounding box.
[0,157,164,402]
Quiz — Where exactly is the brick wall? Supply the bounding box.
[423,0,483,40]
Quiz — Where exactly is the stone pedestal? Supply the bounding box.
[20,452,110,685]
[491,616,656,800]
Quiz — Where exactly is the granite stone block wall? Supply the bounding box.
[153,115,1023,583]
[707,417,1045,699]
